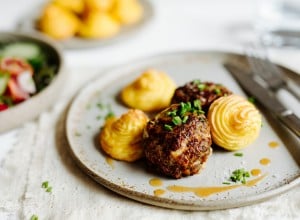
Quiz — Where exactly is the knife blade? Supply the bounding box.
[224,63,300,138]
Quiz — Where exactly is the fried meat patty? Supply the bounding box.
[143,102,212,179]
[171,80,232,112]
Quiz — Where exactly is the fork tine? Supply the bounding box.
[245,42,285,86]
[245,43,266,76]
[252,43,283,78]
[244,42,300,100]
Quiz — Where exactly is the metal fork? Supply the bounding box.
[245,43,300,101]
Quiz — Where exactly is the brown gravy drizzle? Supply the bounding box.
[149,178,164,196]
[260,158,271,166]
[166,174,267,198]
[149,178,163,187]
[268,141,279,148]
[250,169,261,176]
[251,169,262,176]
[154,189,166,196]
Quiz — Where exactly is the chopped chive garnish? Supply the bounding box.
[105,111,115,120]
[164,100,205,131]
[229,168,250,184]
[74,132,81,137]
[42,181,52,193]
[30,215,39,220]
[182,115,189,123]
[192,80,206,91]
[193,99,201,109]
[193,79,201,85]
[222,182,231,185]
[198,110,205,114]
[96,103,105,109]
[41,181,48,188]
[94,102,116,122]
[96,115,102,120]
[187,102,192,109]
[198,84,206,91]
[198,84,206,90]
[167,110,177,117]
[234,152,243,157]
[214,88,221,95]
[172,116,182,125]
[248,97,255,103]
[164,124,173,131]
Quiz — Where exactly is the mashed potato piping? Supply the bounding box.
[208,95,262,150]
[100,109,148,162]
[121,69,176,112]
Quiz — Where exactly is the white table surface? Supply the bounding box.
[0,0,300,219]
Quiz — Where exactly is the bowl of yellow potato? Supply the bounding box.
[18,0,154,49]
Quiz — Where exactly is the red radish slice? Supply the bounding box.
[0,57,33,76]
[7,79,30,102]
[0,103,8,111]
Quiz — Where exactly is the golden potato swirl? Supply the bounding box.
[208,95,262,150]
[100,109,149,162]
[121,69,176,112]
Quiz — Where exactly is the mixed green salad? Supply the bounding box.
[0,41,58,111]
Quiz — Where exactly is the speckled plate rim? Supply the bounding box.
[0,31,67,133]
[65,50,300,210]
[18,0,154,49]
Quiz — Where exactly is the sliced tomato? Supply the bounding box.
[0,57,33,76]
[7,78,30,102]
[0,103,8,111]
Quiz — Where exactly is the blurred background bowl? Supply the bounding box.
[0,31,67,133]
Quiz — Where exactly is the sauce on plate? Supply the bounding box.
[166,174,267,198]
[260,158,271,166]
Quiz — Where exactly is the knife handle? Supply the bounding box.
[278,112,300,138]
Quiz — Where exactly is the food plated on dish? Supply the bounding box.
[100,69,262,179]
[0,32,66,133]
[19,0,153,49]
[66,51,300,210]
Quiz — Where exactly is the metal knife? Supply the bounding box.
[224,63,300,138]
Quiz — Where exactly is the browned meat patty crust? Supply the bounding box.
[143,102,212,179]
[171,80,232,112]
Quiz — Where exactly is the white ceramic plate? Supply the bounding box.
[0,32,67,133]
[66,51,300,210]
[18,0,153,49]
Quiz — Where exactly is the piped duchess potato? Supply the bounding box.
[207,95,262,150]
[100,109,149,162]
[121,69,176,112]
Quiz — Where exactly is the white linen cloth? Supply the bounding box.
[0,0,300,219]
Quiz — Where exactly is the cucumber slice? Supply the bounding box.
[0,72,9,95]
[2,42,40,60]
